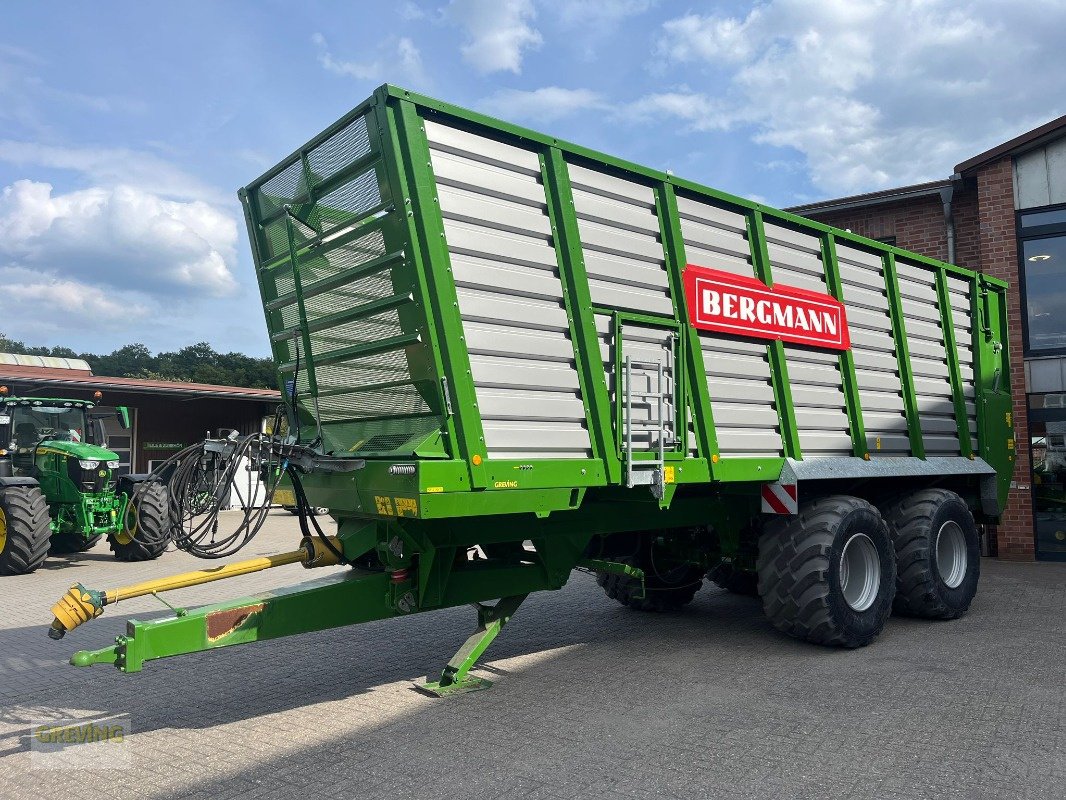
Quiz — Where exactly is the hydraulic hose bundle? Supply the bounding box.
[154,434,285,559]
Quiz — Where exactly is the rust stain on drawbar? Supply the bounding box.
[206,603,265,641]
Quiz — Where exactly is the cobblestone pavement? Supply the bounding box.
[0,510,1063,799]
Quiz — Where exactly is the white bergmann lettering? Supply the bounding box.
[702,288,837,337]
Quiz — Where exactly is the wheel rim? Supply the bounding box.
[839,532,880,612]
[935,521,968,589]
[0,507,7,554]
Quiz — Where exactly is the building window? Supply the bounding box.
[1019,206,1066,354]
[874,235,897,246]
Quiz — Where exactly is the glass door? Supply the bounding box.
[1030,393,1066,561]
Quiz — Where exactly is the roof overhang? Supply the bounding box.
[785,179,952,216]
[0,371,278,402]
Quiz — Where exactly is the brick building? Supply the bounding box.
[789,116,1066,561]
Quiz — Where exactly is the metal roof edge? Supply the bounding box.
[785,180,952,216]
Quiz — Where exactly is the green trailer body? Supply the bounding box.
[62,85,1017,685]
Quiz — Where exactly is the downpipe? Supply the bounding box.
[940,183,956,266]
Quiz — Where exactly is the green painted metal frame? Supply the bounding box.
[935,269,974,457]
[881,253,926,458]
[656,183,721,466]
[383,98,488,486]
[541,147,621,484]
[747,210,801,459]
[820,232,869,458]
[418,593,527,696]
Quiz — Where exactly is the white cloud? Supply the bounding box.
[0,180,239,298]
[312,33,426,86]
[622,91,739,132]
[650,0,1066,195]
[480,87,605,123]
[447,0,542,74]
[0,266,150,325]
[0,140,223,203]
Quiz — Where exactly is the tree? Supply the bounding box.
[0,335,275,389]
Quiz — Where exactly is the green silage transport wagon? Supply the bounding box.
[55,86,1016,690]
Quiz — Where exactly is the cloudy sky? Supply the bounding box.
[1,0,1061,356]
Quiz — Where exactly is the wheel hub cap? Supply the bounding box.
[839,532,880,612]
[935,521,968,589]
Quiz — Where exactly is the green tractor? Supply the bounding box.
[0,395,169,575]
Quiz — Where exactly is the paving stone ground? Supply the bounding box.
[0,509,1063,799]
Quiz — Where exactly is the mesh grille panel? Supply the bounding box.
[303,273,395,322]
[314,350,410,392]
[298,229,386,287]
[307,115,372,182]
[257,160,307,217]
[313,169,382,232]
[309,310,403,356]
[279,302,300,329]
[316,383,431,422]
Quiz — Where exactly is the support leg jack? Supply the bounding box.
[417,594,527,697]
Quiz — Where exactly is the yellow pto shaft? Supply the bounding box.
[49,535,344,639]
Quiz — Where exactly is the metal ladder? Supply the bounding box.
[623,354,676,498]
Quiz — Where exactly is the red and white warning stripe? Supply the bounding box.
[761,482,798,515]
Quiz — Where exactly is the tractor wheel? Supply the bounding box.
[0,485,52,575]
[708,563,759,596]
[881,489,980,619]
[110,482,170,562]
[50,532,101,555]
[757,495,896,648]
[596,534,704,612]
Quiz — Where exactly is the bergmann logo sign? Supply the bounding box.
[682,264,850,351]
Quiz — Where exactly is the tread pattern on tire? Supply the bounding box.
[757,495,894,648]
[110,482,170,562]
[0,486,52,575]
[882,488,979,620]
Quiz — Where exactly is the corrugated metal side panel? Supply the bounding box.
[568,163,673,316]
[896,259,960,454]
[764,222,852,456]
[426,119,592,460]
[946,274,979,449]
[676,195,783,457]
[835,244,910,455]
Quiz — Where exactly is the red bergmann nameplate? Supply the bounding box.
[683,264,850,351]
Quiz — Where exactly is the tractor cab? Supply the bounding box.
[0,397,126,479]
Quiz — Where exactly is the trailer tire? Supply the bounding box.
[881,489,980,619]
[50,532,101,555]
[757,495,895,648]
[110,482,170,562]
[0,485,52,575]
[596,535,703,612]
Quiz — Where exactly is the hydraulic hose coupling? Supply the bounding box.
[300,535,344,568]
[49,583,107,639]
